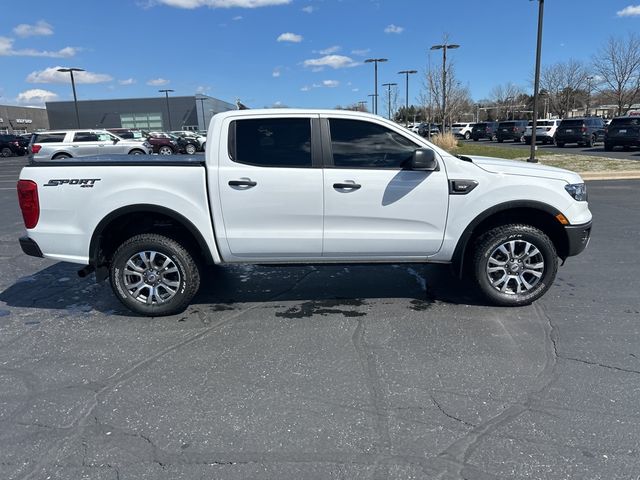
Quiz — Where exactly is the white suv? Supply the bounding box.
[451,123,474,140]
[29,130,151,161]
[523,119,560,145]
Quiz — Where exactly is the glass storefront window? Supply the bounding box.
[121,113,163,129]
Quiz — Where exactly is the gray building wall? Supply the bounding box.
[46,95,235,131]
[0,105,49,133]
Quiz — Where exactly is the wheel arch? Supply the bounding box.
[451,201,570,277]
[89,204,215,281]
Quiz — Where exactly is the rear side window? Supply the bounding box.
[498,122,515,128]
[561,120,583,127]
[231,118,312,168]
[329,119,417,169]
[611,118,639,126]
[73,132,99,142]
[34,133,66,143]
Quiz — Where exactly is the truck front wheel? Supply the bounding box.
[472,224,558,306]
[110,233,200,316]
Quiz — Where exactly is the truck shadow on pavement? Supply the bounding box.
[0,261,486,318]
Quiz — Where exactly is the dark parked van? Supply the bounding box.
[496,120,528,143]
[471,122,498,141]
[555,117,605,147]
[604,116,640,151]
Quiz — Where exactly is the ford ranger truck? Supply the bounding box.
[17,110,592,316]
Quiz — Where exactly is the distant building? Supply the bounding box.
[46,94,235,131]
[0,105,49,134]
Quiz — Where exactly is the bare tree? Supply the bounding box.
[382,85,399,119]
[592,33,640,116]
[420,60,473,124]
[490,82,526,119]
[539,59,588,117]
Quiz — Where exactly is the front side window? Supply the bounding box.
[329,119,417,169]
[232,118,312,168]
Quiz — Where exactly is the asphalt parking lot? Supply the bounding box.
[1,156,639,479]
[460,138,640,161]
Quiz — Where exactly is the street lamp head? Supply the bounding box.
[57,67,85,73]
[398,69,418,75]
[430,45,444,50]
[365,58,388,63]
[382,83,397,87]
[158,89,174,93]
[448,44,460,49]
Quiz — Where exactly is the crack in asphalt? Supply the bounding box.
[430,396,476,428]
[430,302,560,478]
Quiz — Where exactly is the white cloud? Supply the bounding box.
[272,68,281,77]
[303,54,358,70]
[316,45,341,55]
[13,20,54,37]
[301,85,311,91]
[0,37,78,58]
[16,88,59,106]
[232,15,243,19]
[352,87,359,92]
[617,5,640,16]
[301,5,315,13]
[153,0,291,8]
[26,66,113,84]
[119,78,136,85]
[322,80,339,88]
[195,85,211,93]
[351,48,370,56]
[384,24,404,34]
[147,78,170,86]
[277,32,302,43]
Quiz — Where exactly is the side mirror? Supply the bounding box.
[112,138,120,144]
[411,148,437,171]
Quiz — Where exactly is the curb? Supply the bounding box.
[579,171,640,181]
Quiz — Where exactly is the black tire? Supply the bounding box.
[464,132,471,140]
[110,233,200,316]
[185,143,197,155]
[604,142,613,152]
[1,147,13,157]
[201,142,206,151]
[128,149,145,155]
[158,145,174,155]
[556,142,564,148]
[472,224,558,307]
[52,153,71,159]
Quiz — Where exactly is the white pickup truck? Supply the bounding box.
[17,109,592,316]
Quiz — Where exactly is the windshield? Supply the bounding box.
[611,117,639,126]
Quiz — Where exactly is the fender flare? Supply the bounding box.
[89,204,215,271]
[451,200,564,276]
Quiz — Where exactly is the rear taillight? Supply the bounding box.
[17,180,39,229]
[31,144,42,154]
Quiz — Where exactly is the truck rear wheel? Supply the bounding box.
[110,233,200,316]
[472,224,558,306]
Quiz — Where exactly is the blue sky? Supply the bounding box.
[1,0,639,109]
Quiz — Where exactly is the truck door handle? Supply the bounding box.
[229,180,257,187]
[333,182,361,190]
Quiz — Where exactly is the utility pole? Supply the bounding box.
[367,94,377,113]
[586,75,594,116]
[382,82,397,119]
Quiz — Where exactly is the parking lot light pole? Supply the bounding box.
[57,67,84,128]
[529,0,544,163]
[586,75,594,116]
[365,58,388,115]
[197,96,207,130]
[357,100,368,112]
[368,94,377,113]
[430,43,459,127]
[159,89,175,131]
[398,70,417,127]
[382,83,397,119]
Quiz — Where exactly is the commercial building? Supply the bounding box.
[46,94,235,131]
[0,105,49,134]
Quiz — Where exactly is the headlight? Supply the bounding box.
[564,183,587,202]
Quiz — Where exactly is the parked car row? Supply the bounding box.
[0,134,30,157]
[26,128,207,161]
[425,116,639,150]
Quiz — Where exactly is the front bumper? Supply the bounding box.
[19,236,43,258]
[564,221,592,257]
